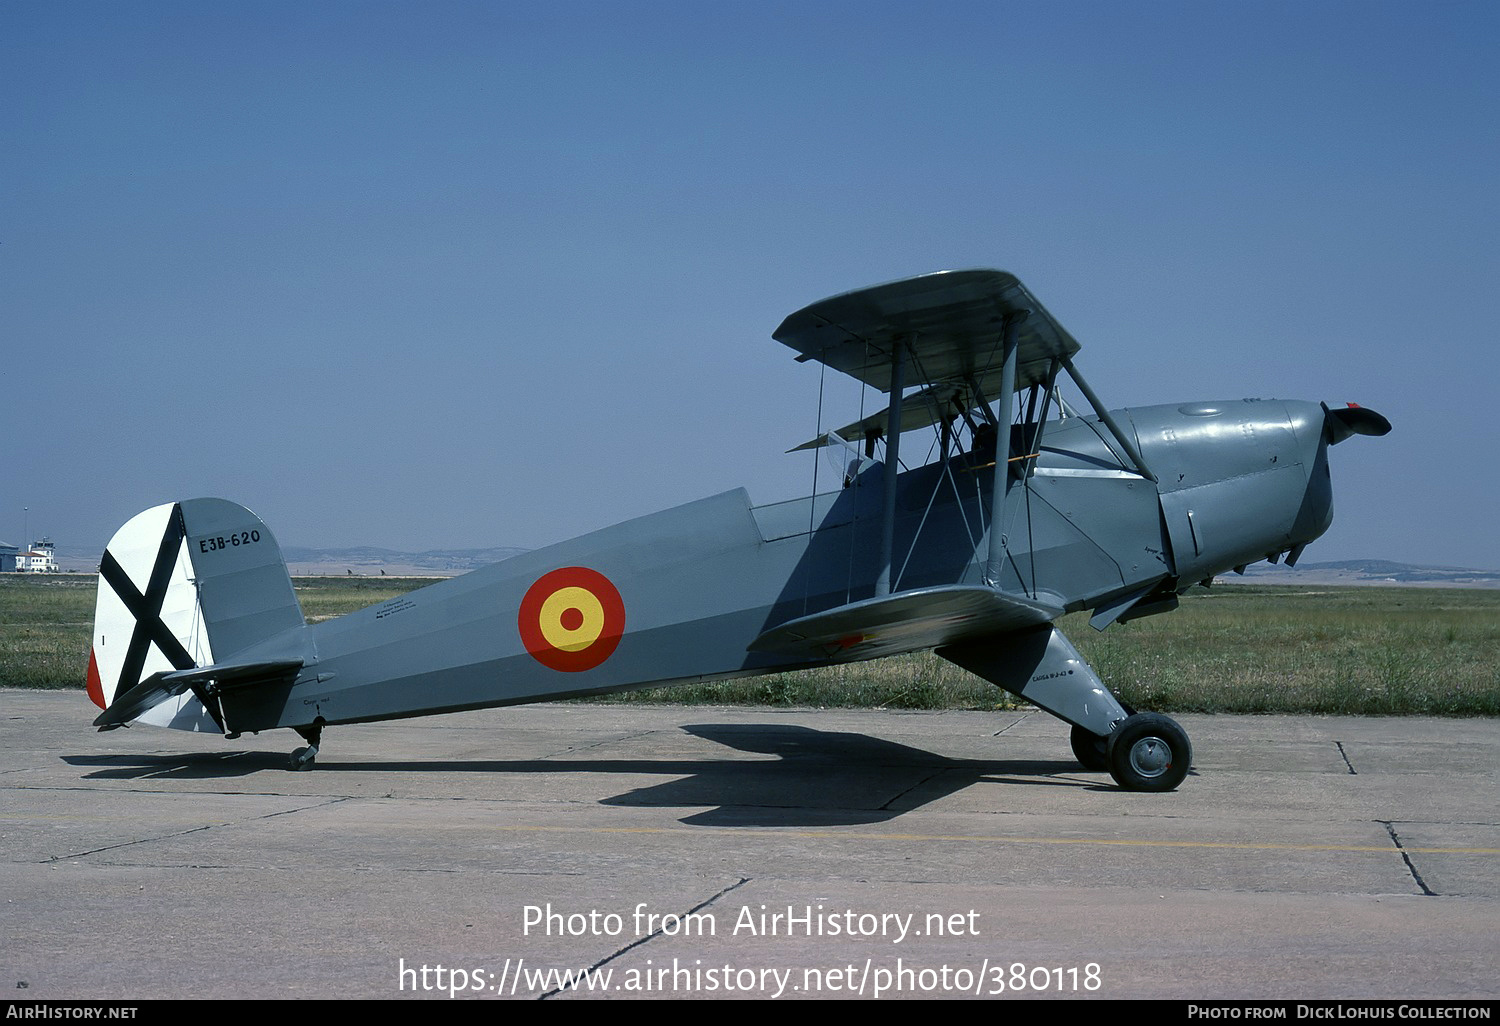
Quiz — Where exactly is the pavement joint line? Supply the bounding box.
[30,795,356,862]
[1381,820,1438,896]
[540,876,751,1001]
[880,768,952,811]
[45,821,222,863]
[543,728,660,760]
[20,805,1492,857]
[1335,741,1357,774]
[479,823,1500,854]
[5,784,359,799]
[989,711,1036,736]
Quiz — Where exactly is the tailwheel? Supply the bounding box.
[1069,723,1110,771]
[1107,713,1191,792]
[289,722,322,771]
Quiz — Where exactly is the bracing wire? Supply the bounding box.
[801,354,829,616]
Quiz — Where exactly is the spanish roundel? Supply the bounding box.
[518,567,625,672]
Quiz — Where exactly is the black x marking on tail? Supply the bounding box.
[99,503,198,694]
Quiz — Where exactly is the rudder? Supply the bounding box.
[88,499,304,730]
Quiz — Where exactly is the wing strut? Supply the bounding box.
[1025,359,1061,476]
[874,337,909,597]
[1061,357,1157,483]
[983,311,1026,586]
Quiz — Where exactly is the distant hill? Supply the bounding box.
[1223,559,1500,589]
[281,545,529,577]
[35,542,1499,587]
[285,553,1500,586]
[37,542,528,577]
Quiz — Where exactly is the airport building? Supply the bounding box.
[14,538,60,573]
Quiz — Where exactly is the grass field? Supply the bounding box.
[3,574,1496,715]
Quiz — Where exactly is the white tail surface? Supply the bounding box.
[87,499,303,731]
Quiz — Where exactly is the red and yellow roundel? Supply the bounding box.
[518,567,625,672]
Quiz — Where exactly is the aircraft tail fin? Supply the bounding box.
[87,499,305,730]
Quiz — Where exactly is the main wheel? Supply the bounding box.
[1106,713,1191,792]
[1069,723,1110,771]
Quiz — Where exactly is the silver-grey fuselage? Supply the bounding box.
[215,398,1334,735]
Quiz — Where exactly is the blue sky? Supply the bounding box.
[4,1,1497,568]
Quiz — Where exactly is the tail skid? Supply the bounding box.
[88,499,305,732]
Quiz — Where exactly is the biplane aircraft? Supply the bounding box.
[86,270,1389,791]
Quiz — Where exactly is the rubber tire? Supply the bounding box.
[1106,713,1191,792]
[1069,723,1110,771]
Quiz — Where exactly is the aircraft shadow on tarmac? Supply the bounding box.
[64,723,1119,826]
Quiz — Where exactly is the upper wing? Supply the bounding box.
[773,269,1079,395]
[748,585,1062,661]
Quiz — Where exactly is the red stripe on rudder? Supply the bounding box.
[86,649,105,709]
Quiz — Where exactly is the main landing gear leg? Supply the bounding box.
[290,723,322,771]
[939,625,1191,791]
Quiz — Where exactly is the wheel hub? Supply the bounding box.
[1128,736,1172,778]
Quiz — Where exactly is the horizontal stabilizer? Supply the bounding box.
[749,585,1061,661]
[93,658,303,730]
